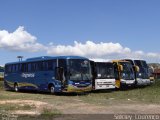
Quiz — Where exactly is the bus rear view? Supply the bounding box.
[92,62,115,90]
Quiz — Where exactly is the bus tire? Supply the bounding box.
[14,83,19,92]
[49,85,55,94]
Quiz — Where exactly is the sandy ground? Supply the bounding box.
[0,99,160,115]
[0,100,48,115]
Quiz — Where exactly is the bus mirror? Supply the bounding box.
[134,66,139,72]
[55,67,64,81]
[119,65,123,71]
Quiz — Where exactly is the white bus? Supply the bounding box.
[91,61,115,90]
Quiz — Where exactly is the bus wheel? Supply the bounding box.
[50,85,55,94]
[14,84,19,92]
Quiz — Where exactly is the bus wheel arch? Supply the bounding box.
[14,82,19,92]
[48,83,55,94]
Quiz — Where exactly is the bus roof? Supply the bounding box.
[5,56,89,65]
[95,61,113,64]
[122,59,146,62]
[112,60,129,63]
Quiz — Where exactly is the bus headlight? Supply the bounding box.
[139,73,142,76]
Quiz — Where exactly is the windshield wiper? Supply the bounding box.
[81,72,90,81]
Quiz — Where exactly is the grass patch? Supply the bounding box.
[79,80,160,105]
[0,80,160,117]
[41,108,61,116]
[0,104,35,111]
[16,108,61,120]
[0,80,160,105]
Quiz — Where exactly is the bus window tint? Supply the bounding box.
[69,59,91,81]
[96,63,114,79]
[120,62,134,80]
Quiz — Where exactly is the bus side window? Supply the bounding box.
[47,60,53,70]
[15,64,19,72]
[46,60,57,71]
[31,63,35,71]
[58,59,66,69]
[11,65,14,73]
[21,63,28,72]
[28,63,32,72]
[9,65,11,73]
[31,62,37,72]
[19,64,22,72]
[9,65,14,73]
[38,61,43,71]
[52,60,56,70]
[5,65,10,73]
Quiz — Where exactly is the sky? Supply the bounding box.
[0,0,160,65]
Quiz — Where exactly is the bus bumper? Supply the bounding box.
[120,79,135,87]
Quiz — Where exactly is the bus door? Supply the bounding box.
[57,59,67,89]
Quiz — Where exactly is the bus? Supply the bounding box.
[112,60,135,88]
[91,61,115,90]
[122,59,150,86]
[4,56,92,93]
[0,67,4,81]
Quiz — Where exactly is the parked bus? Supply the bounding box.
[91,61,115,90]
[0,67,4,81]
[122,59,150,86]
[112,60,135,88]
[4,56,92,93]
[137,60,153,84]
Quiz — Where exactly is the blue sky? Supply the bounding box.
[0,0,160,65]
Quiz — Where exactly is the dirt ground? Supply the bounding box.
[0,99,160,115]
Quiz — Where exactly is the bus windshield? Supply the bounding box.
[120,62,135,80]
[134,60,148,68]
[69,59,92,81]
[96,63,115,79]
[134,60,149,75]
[137,67,149,79]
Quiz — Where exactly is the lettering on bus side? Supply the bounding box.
[21,73,35,78]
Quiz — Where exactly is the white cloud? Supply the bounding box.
[147,52,159,58]
[47,41,131,57]
[0,26,160,63]
[46,41,160,62]
[0,26,45,52]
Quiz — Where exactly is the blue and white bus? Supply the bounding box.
[122,59,150,86]
[4,56,92,93]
